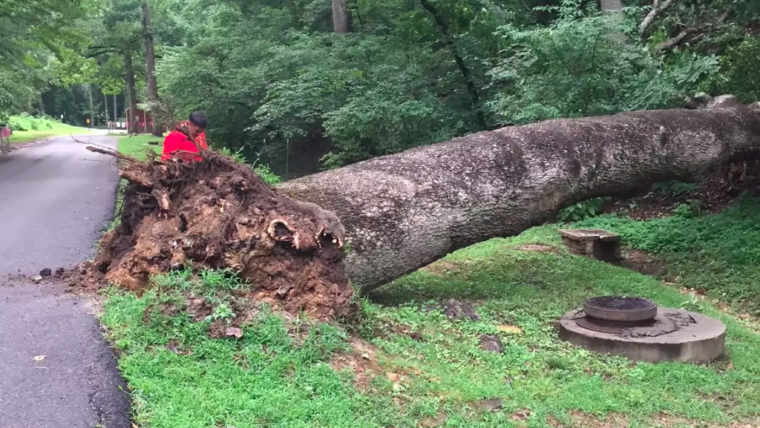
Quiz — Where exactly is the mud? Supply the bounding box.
[88,148,354,320]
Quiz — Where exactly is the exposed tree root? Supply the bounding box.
[91,148,354,320]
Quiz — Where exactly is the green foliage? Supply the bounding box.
[488,11,718,125]
[705,36,760,104]
[578,195,760,312]
[672,200,704,219]
[558,197,610,222]
[218,147,282,185]
[252,164,282,185]
[652,180,700,196]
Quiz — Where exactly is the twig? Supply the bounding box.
[85,146,140,163]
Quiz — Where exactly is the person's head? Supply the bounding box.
[188,111,208,136]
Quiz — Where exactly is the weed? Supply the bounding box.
[218,147,281,185]
[206,302,235,323]
[558,197,611,222]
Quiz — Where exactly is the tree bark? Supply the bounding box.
[639,0,675,36]
[124,52,138,134]
[600,0,623,11]
[279,96,760,293]
[331,0,352,33]
[142,1,162,137]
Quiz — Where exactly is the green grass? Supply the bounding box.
[577,195,760,315]
[101,197,760,428]
[6,114,94,144]
[118,134,164,160]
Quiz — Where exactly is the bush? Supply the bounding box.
[218,147,281,185]
[558,197,611,222]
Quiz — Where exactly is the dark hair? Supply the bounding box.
[189,111,208,129]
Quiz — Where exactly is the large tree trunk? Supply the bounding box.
[279,96,760,293]
[124,52,138,135]
[331,0,352,33]
[142,1,162,137]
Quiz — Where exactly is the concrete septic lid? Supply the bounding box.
[559,307,726,364]
[558,229,620,242]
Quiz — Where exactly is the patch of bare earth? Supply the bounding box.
[649,412,760,428]
[568,411,628,428]
[620,249,667,277]
[330,337,383,390]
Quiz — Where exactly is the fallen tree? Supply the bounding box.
[92,95,760,318]
[279,95,760,293]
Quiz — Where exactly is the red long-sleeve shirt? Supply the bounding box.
[161,128,208,162]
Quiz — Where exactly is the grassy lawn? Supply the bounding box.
[6,114,94,144]
[100,196,760,428]
[117,133,164,160]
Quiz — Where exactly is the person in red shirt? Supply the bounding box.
[161,111,209,162]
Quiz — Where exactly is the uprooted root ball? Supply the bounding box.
[91,147,354,320]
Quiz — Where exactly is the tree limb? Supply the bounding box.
[655,27,698,51]
[85,145,140,163]
[655,11,730,52]
[639,0,676,36]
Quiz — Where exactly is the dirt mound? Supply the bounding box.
[89,146,354,320]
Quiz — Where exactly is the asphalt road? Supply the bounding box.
[0,134,131,428]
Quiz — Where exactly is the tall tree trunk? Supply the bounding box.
[38,93,45,116]
[124,52,138,135]
[331,0,352,33]
[87,84,96,127]
[103,92,109,125]
[142,1,162,137]
[419,0,487,130]
[600,0,624,11]
[114,94,118,125]
[279,96,760,293]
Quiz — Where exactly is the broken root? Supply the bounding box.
[90,147,354,320]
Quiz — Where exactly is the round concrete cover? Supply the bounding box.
[559,307,726,364]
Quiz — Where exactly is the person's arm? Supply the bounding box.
[161,132,181,161]
[197,132,208,150]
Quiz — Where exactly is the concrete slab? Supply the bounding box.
[559,307,726,364]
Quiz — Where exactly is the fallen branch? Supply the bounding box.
[85,146,140,163]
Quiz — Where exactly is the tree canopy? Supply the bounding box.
[6,0,760,175]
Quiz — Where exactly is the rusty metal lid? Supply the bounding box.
[583,296,658,322]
